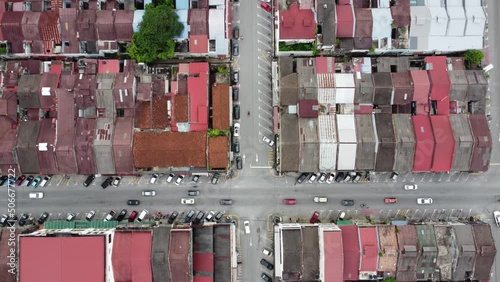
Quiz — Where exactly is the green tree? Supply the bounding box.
[463,49,484,65]
[383,278,396,282]
[129,1,184,63]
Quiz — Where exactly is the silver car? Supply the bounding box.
[417,198,433,205]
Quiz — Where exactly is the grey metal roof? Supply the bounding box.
[282,228,302,274]
[355,114,376,171]
[434,225,455,282]
[372,73,393,105]
[151,227,171,282]
[472,224,496,281]
[280,74,299,106]
[374,114,396,172]
[299,118,319,172]
[16,121,41,174]
[415,225,438,281]
[452,225,476,282]
[392,114,415,173]
[396,225,418,282]
[302,226,320,281]
[448,70,468,102]
[466,70,488,102]
[354,73,374,104]
[279,57,295,78]
[449,115,473,171]
[279,112,299,172]
[93,118,115,175]
[376,57,411,73]
[193,226,215,280]
[297,58,318,99]
[213,225,232,282]
[317,0,336,46]
[17,74,41,108]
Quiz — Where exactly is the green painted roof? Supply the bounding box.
[336,220,353,225]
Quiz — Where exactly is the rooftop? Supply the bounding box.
[412,115,434,172]
[449,114,473,171]
[208,136,228,169]
[211,84,230,130]
[169,229,192,282]
[339,225,359,281]
[354,114,376,171]
[377,226,398,273]
[393,114,416,173]
[112,231,153,282]
[323,229,343,282]
[279,4,316,40]
[359,227,378,272]
[374,114,395,172]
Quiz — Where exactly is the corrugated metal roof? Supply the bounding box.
[298,118,319,172]
[55,89,78,174]
[317,0,336,46]
[410,70,430,114]
[77,10,98,41]
[114,10,134,41]
[0,118,18,168]
[280,113,300,172]
[188,62,209,131]
[278,4,316,40]
[75,118,97,175]
[393,114,415,172]
[336,4,355,38]
[37,119,58,175]
[169,229,192,282]
[372,73,393,105]
[469,114,491,172]
[355,114,376,171]
[94,118,115,175]
[448,70,468,102]
[466,70,488,102]
[39,73,59,109]
[396,225,418,281]
[429,116,455,172]
[452,225,475,281]
[449,115,473,171]
[426,56,450,114]
[1,11,23,53]
[354,73,374,104]
[16,121,41,174]
[96,10,115,40]
[472,225,496,281]
[152,227,171,282]
[355,8,372,38]
[189,9,208,35]
[113,118,133,175]
[377,226,398,273]
[336,114,356,143]
[412,115,434,172]
[213,225,232,282]
[359,227,378,272]
[390,0,410,27]
[391,72,412,105]
[323,230,343,282]
[339,225,360,281]
[18,74,42,108]
[415,225,437,280]
[371,8,393,40]
[464,5,486,36]
[334,73,355,88]
[374,114,395,172]
[112,231,153,282]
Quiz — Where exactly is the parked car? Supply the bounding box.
[493,211,500,227]
[236,157,243,170]
[112,177,121,187]
[326,173,335,184]
[137,209,149,222]
[283,199,296,205]
[233,123,240,137]
[220,199,233,205]
[104,210,116,221]
[260,2,272,12]
[193,211,205,224]
[404,184,418,190]
[341,199,354,206]
[261,273,273,282]
[390,172,399,181]
[313,196,328,203]
[338,211,346,221]
[318,173,327,183]
[66,213,76,221]
[343,174,352,183]
[188,190,200,196]
[18,214,29,226]
[127,199,140,205]
[384,197,397,204]
[307,173,317,183]
[260,258,274,270]
[150,173,159,184]
[417,198,433,205]
[128,211,138,222]
[192,175,200,183]
[181,198,195,205]
[5,175,14,187]
[205,211,215,222]
[0,214,8,227]
[232,87,239,101]
[184,209,196,222]
[211,173,220,185]
[116,209,127,221]
[296,173,309,184]
[310,211,320,224]
[86,210,96,221]
[29,192,44,199]
[233,105,240,120]
[244,221,251,234]
[352,174,362,183]
[168,211,179,224]
[37,212,49,224]
[335,172,344,183]
[142,190,156,197]
[175,175,184,185]
[262,136,274,147]
[101,177,113,189]
[233,141,240,153]
[262,248,273,257]
[233,42,239,56]
[214,211,225,222]
[233,26,240,39]
[0,175,8,186]
[83,175,95,187]
[233,70,239,84]
[40,175,52,187]
[31,176,42,188]
[16,175,26,186]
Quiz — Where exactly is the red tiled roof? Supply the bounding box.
[189,34,208,53]
[324,230,343,282]
[98,59,120,74]
[112,231,153,282]
[430,115,455,172]
[19,236,105,282]
[188,9,208,35]
[410,70,430,115]
[412,115,435,172]
[208,136,228,169]
[315,57,335,74]
[169,230,192,282]
[336,4,355,38]
[279,4,316,40]
[426,56,450,115]
[189,62,209,131]
[339,225,360,281]
[212,84,230,130]
[359,227,378,272]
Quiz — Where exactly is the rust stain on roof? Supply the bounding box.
[208,136,228,169]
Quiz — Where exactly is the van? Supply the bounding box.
[137,209,149,222]
[313,196,328,203]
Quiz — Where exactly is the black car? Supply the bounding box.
[127,199,140,206]
[233,141,240,153]
[214,211,225,222]
[0,175,8,186]
[83,175,95,187]
[211,173,220,185]
[296,173,309,184]
[18,214,29,226]
[236,157,242,170]
[335,172,345,183]
[233,105,240,119]
[116,209,127,221]
[233,42,239,56]
[101,177,113,189]
[233,87,239,101]
[220,199,233,205]
[37,212,49,224]
[188,190,200,196]
[25,175,34,186]
[233,26,240,39]
[0,214,8,227]
[261,273,273,282]
[184,209,196,223]
[260,259,274,270]
[341,199,355,206]
[168,211,178,224]
[193,211,205,224]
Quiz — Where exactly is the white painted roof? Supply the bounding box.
[336,114,356,143]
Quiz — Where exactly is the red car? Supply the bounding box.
[283,199,296,205]
[310,211,320,223]
[260,2,272,12]
[384,197,397,204]
[128,210,138,222]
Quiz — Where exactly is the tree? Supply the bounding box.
[129,1,184,63]
[463,49,484,66]
[383,278,396,282]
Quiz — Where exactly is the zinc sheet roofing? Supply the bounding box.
[412,115,434,172]
[37,119,58,175]
[464,5,486,36]
[280,113,299,172]
[355,114,376,171]
[469,114,491,172]
[114,10,134,41]
[371,8,393,40]
[466,70,488,102]
[323,230,343,282]
[19,236,105,282]
[96,10,116,40]
[359,227,378,272]
[298,118,319,172]
[354,73,374,104]
[336,4,355,38]
[472,224,496,281]
[77,10,98,41]
[396,225,418,281]
[355,8,373,38]
[335,88,355,104]
[426,56,450,114]
[434,225,454,282]
[334,73,355,88]
[446,6,466,36]
[213,225,232,282]
[429,116,455,172]
[415,225,438,281]
[282,228,302,274]
[152,227,171,282]
[0,119,17,168]
[302,226,320,281]
[449,115,473,171]
[39,73,59,109]
[452,225,476,282]
[393,114,415,173]
[372,72,393,105]
[188,62,209,131]
[317,0,336,45]
[374,114,396,172]
[410,70,430,102]
[448,70,468,102]
[112,118,134,175]
[94,118,115,175]
[336,114,356,143]
[75,118,97,175]
[169,229,192,282]
[17,74,41,109]
[55,89,77,174]
[377,226,398,273]
[339,225,359,281]
[112,231,153,282]
[278,4,316,40]
[391,72,412,105]
[16,121,41,174]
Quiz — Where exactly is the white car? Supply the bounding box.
[262,136,274,147]
[142,190,156,197]
[166,173,175,183]
[326,173,334,184]
[262,248,273,257]
[150,174,159,184]
[233,123,240,137]
[175,175,184,185]
[181,198,195,205]
[29,192,44,199]
[243,220,251,234]
[318,173,327,183]
[493,211,500,227]
[260,0,271,2]
[404,184,418,190]
[417,198,433,205]
[206,211,215,221]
